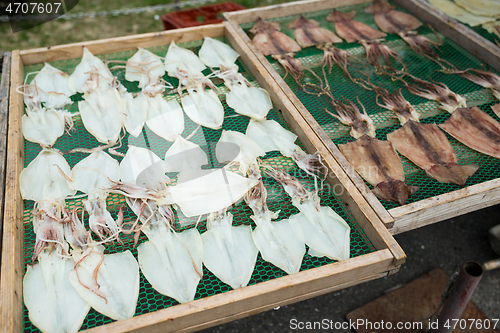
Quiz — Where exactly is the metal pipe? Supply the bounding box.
[430,261,483,333]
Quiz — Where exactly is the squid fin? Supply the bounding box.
[137,229,202,304]
[202,224,258,289]
[372,180,419,205]
[24,251,90,333]
[69,250,140,321]
[252,219,305,275]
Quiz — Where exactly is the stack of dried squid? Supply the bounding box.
[247,2,500,208]
[19,38,354,333]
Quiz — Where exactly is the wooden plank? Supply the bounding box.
[154,271,389,333]
[388,178,500,235]
[2,24,403,333]
[223,15,395,229]
[84,250,395,333]
[0,50,24,333]
[19,24,225,65]
[393,0,500,73]
[0,51,11,264]
[224,22,404,266]
[224,0,370,24]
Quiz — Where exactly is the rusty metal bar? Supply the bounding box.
[430,261,483,333]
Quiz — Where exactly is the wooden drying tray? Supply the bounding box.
[0,52,11,266]
[0,23,404,333]
[223,0,500,235]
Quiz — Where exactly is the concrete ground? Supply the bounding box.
[202,205,500,332]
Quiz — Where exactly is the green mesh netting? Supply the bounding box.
[21,37,375,332]
[241,2,500,211]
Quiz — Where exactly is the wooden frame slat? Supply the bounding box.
[1,23,404,333]
[1,49,24,333]
[0,51,12,263]
[393,0,500,73]
[224,0,500,235]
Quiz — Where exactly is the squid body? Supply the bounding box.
[202,211,258,289]
[67,151,121,240]
[22,65,74,147]
[20,149,76,202]
[181,84,224,129]
[69,47,114,94]
[217,131,305,274]
[160,168,258,217]
[22,107,67,147]
[120,145,169,190]
[120,147,203,304]
[21,150,90,333]
[68,244,140,321]
[199,37,273,120]
[269,169,350,261]
[132,201,204,304]
[24,249,90,333]
[145,95,185,141]
[126,48,165,88]
[79,88,125,144]
[31,63,73,109]
[164,135,209,183]
[164,41,206,84]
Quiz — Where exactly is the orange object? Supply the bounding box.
[162,2,246,30]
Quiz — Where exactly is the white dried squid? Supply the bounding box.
[78,88,125,144]
[126,48,166,89]
[66,151,121,241]
[201,210,258,289]
[30,63,73,109]
[68,47,114,94]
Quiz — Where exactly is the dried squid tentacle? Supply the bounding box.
[360,39,406,74]
[449,68,500,100]
[317,43,361,85]
[326,97,376,139]
[358,75,420,125]
[399,30,456,70]
[400,74,467,113]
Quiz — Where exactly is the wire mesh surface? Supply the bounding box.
[21,37,376,332]
[241,1,500,211]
